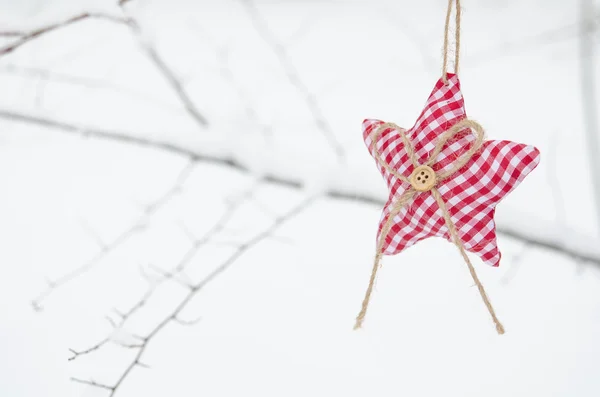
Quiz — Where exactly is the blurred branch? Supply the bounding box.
[0,12,130,57]
[0,109,598,266]
[30,160,195,310]
[187,22,274,138]
[580,0,600,235]
[0,64,186,112]
[240,0,345,162]
[136,37,209,127]
[119,5,209,127]
[471,12,599,65]
[283,12,318,48]
[377,3,438,73]
[0,32,25,37]
[500,242,531,285]
[0,6,210,129]
[547,129,568,227]
[0,109,207,157]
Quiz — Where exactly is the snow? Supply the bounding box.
[0,284,72,396]
[0,0,600,396]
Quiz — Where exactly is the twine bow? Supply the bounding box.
[353,118,505,335]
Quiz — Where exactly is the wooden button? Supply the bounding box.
[410,165,436,191]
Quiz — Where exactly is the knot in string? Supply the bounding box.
[354,119,505,335]
[369,118,485,189]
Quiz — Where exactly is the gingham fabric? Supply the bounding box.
[363,73,541,267]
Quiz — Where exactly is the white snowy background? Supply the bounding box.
[1,0,600,396]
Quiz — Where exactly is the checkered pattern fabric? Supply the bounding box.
[362,73,541,267]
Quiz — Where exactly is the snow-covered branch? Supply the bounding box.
[1,108,598,266]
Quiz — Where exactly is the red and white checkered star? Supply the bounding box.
[362,73,541,267]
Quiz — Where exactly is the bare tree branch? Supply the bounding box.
[0,64,187,112]
[580,0,600,235]
[68,339,110,361]
[0,32,25,37]
[187,22,274,137]
[67,185,252,363]
[139,43,209,127]
[283,12,318,49]
[0,12,131,57]
[71,195,314,396]
[470,13,599,66]
[0,109,598,266]
[547,129,568,229]
[119,5,209,127]
[1,7,210,129]
[32,222,143,311]
[30,160,196,310]
[79,218,108,250]
[71,378,114,391]
[240,0,345,162]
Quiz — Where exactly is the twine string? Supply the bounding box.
[442,0,461,84]
[354,119,505,335]
[431,188,505,335]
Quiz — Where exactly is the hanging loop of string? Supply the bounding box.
[442,0,461,84]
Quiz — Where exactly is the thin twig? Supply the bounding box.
[187,22,273,137]
[1,7,209,129]
[0,12,131,57]
[119,6,209,127]
[30,160,196,310]
[240,0,345,162]
[68,338,110,361]
[71,378,114,391]
[67,185,252,363]
[74,196,314,396]
[78,218,108,250]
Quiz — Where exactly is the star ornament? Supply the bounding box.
[355,73,540,332]
[363,73,540,266]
